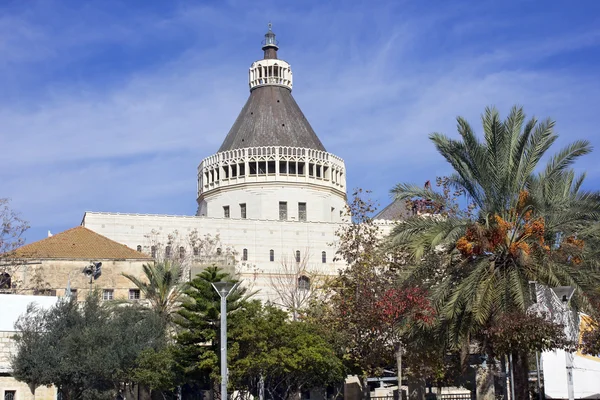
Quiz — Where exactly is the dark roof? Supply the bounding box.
[7,226,151,260]
[374,198,413,221]
[218,86,326,152]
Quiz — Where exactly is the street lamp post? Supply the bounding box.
[551,286,575,400]
[212,281,238,400]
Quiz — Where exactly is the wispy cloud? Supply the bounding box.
[1,0,599,242]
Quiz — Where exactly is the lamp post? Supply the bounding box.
[551,286,575,400]
[212,281,238,400]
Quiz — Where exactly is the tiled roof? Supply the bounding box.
[6,226,150,260]
[218,86,326,152]
[374,198,413,221]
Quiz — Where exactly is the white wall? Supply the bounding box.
[83,212,345,302]
[542,349,600,399]
[201,182,347,222]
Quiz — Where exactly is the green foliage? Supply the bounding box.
[11,293,166,400]
[174,266,248,387]
[389,105,600,398]
[485,312,574,356]
[131,347,178,392]
[318,190,436,384]
[229,301,345,400]
[391,105,600,347]
[122,260,189,324]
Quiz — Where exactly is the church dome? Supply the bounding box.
[218,25,326,152]
[218,86,326,152]
[197,25,346,222]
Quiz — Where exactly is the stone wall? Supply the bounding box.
[10,259,149,300]
[0,331,57,400]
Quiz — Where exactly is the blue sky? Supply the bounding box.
[1,0,600,243]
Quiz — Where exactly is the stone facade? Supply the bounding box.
[9,258,150,300]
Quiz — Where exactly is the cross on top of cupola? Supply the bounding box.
[262,23,279,59]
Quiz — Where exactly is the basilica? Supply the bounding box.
[8,26,398,304]
[81,26,355,302]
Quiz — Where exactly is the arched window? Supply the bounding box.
[179,246,185,259]
[243,248,248,261]
[151,246,157,258]
[295,250,301,263]
[193,247,199,256]
[298,275,310,291]
[270,249,274,262]
[165,246,172,258]
[217,247,222,256]
[0,272,11,289]
[322,251,327,263]
[136,245,142,252]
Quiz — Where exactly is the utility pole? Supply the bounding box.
[551,286,576,400]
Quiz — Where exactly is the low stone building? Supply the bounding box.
[2,226,151,300]
[0,294,59,400]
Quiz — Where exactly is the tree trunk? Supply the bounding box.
[362,376,370,400]
[27,383,36,400]
[512,351,530,400]
[475,363,495,400]
[396,345,403,400]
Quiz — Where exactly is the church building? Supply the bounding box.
[81,26,353,301]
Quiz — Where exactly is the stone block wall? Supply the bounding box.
[0,331,56,400]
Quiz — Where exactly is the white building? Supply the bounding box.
[81,26,357,302]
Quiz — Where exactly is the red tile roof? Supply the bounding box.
[6,226,150,260]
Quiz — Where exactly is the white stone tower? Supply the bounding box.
[197,25,347,223]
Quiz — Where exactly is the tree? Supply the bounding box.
[131,346,178,396]
[144,229,238,280]
[229,301,346,400]
[123,260,188,326]
[269,250,326,320]
[315,190,434,399]
[11,293,167,400]
[0,198,30,290]
[174,266,250,396]
[389,106,600,398]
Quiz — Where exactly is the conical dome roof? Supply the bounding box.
[218,85,326,152]
[218,26,326,152]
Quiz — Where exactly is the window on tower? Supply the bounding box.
[279,161,287,174]
[279,202,288,220]
[270,249,274,262]
[295,250,301,263]
[223,206,230,218]
[298,203,307,221]
[242,248,248,261]
[322,251,327,263]
[240,203,247,219]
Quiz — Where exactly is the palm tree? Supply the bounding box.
[123,260,188,324]
[390,106,600,398]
